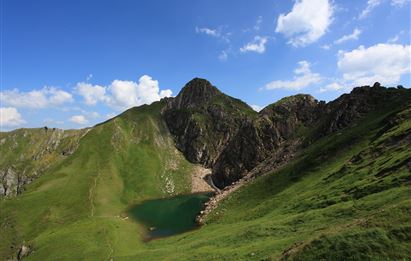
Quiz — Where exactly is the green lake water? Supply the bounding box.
[128,192,212,240]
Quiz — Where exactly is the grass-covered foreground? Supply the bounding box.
[0,101,195,260]
[1,97,410,260]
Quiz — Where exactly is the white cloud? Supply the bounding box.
[321,44,332,50]
[275,0,333,47]
[254,16,263,31]
[391,0,410,7]
[69,115,88,125]
[218,50,228,61]
[387,35,399,43]
[387,30,404,43]
[240,36,268,53]
[88,111,100,119]
[0,107,26,127]
[107,75,172,110]
[359,0,408,19]
[0,87,73,109]
[195,27,219,37]
[75,75,172,110]
[106,113,117,119]
[86,74,93,81]
[195,26,231,60]
[250,105,263,112]
[264,61,322,90]
[334,28,362,44]
[318,82,345,92]
[195,26,231,43]
[359,0,382,19]
[75,82,108,105]
[337,43,411,86]
[159,89,172,98]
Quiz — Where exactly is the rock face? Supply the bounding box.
[162,78,256,167]
[162,79,411,189]
[162,79,324,188]
[0,168,18,197]
[17,244,30,260]
[318,84,404,135]
[211,94,323,187]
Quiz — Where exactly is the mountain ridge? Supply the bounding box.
[2,79,410,195]
[1,78,410,260]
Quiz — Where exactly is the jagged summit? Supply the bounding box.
[162,78,256,167]
[173,78,222,109]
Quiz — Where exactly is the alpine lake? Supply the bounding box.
[128,192,212,240]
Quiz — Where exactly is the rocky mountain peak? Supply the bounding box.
[173,78,221,109]
[260,94,319,115]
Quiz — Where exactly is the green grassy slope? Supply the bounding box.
[1,94,410,260]
[0,127,89,196]
[117,96,411,260]
[0,101,195,260]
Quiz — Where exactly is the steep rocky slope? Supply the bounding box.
[162,79,323,188]
[162,78,257,167]
[211,94,322,187]
[163,79,410,189]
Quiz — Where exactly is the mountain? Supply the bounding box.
[1,79,410,260]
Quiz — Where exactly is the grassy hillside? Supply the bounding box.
[1,93,410,260]
[118,94,410,260]
[0,127,89,196]
[0,101,195,260]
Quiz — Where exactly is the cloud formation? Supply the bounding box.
[254,16,263,31]
[69,115,89,125]
[334,28,362,44]
[250,105,263,112]
[318,82,345,93]
[359,0,409,19]
[0,87,73,109]
[264,61,322,90]
[337,43,411,86]
[195,26,230,43]
[275,0,333,47]
[195,27,220,37]
[240,36,268,53]
[76,75,173,110]
[391,0,410,6]
[359,0,382,19]
[75,83,108,105]
[0,107,26,127]
[218,50,228,61]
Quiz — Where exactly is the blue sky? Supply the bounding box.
[1,0,410,130]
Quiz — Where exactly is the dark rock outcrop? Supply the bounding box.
[319,84,407,136]
[162,78,256,167]
[162,79,411,189]
[211,94,322,187]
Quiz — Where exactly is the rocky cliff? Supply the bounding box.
[162,79,411,188]
[162,78,257,168]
